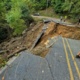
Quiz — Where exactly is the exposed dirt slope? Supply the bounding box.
[41,22,80,44]
[32,22,80,57]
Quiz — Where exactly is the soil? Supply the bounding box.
[31,22,80,57]
[0,21,80,67]
[40,22,80,44]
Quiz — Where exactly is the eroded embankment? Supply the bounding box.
[32,22,80,57]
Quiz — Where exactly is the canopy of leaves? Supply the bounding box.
[0,0,34,36]
[51,0,80,19]
[0,0,34,41]
[25,0,51,12]
[0,0,80,39]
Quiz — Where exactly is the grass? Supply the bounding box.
[33,17,43,22]
[37,7,77,24]
[0,56,7,68]
[38,7,59,18]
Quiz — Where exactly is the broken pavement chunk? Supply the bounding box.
[2,76,4,80]
[45,36,58,48]
[76,52,80,58]
[43,19,52,24]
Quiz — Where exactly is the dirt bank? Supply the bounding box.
[31,22,80,57]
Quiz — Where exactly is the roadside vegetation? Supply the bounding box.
[27,0,80,21]
[0,0,34,43]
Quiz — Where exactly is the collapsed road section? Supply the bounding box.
[0,19,80,80]
[30,22,51,50]
[0,19,80,68]
[0,37,80,80]
[30,19,80,57]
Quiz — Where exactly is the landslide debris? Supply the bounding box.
[31,22,80,57]
[0,21,80,67]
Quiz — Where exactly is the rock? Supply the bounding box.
[2,76,4,80]
[0,50,6,54]
[76,52,80,58]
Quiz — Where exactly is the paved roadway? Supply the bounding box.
[45,37,80,80]
[0,37,80,80]
[31,15,76,27]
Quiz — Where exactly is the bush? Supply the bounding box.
[0,24,12,43]
[6,0,34,36]
[51,0,80,20]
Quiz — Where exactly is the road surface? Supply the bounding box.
[31,15,76,27]
[0,37,80,80]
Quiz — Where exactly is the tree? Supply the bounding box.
[51,0,80,20]
[6,0,33,36]
[25,0,50,12]
[0,0,6,22]
[0,0,9,42]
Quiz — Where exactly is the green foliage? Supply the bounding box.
[6,0,32,36]
[26,0,51,12]
[0,1,5,13]
[51,0,80,19]
[0,0,6,21]
[0,0,34,37]
[0,0,80,39]
[6,10,26,36]
[0,27,8,42]
[0,0,34,41]
[0,55,7,68]
[51,0,64,13]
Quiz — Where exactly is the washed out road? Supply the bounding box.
[0,37,80,80]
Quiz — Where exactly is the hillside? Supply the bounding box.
[0,18,80,67]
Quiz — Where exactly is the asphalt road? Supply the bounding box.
[0,37,80,80]
[31,15,76,27]
[45,37,80,80]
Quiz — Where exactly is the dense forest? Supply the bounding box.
[0,0,80,42]
[26,0,80,18]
